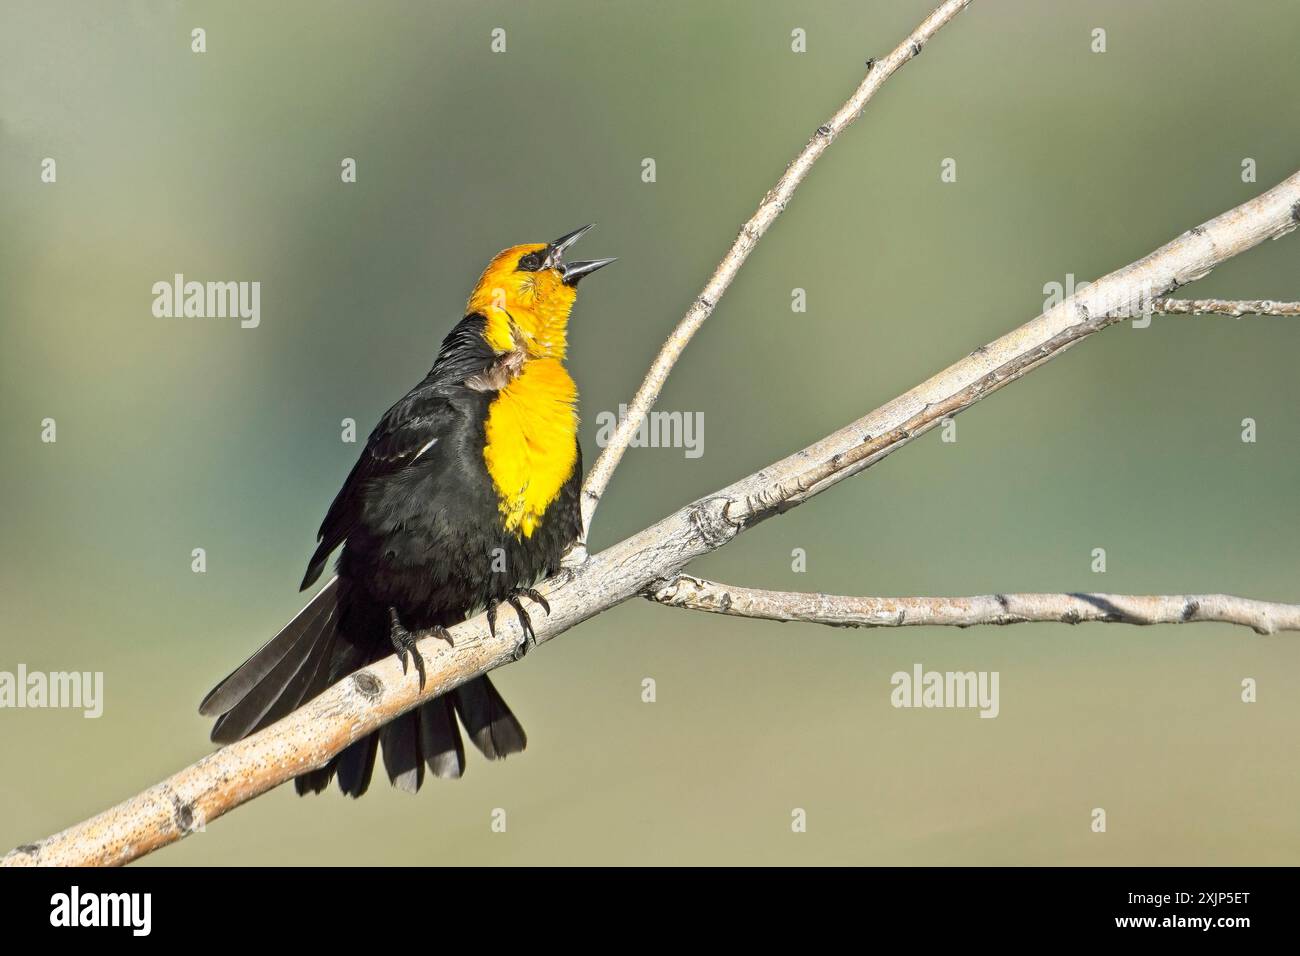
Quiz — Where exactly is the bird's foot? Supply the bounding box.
[486,588,551,661]
[388,608,453,689]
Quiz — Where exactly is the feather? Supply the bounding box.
[418,697,466,779]
[454,675,527,759]
[200,578,338,717]
[380,711,425,794]
[337,732,379,799]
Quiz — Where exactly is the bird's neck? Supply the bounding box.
[480,304,571,360]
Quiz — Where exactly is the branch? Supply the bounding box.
[725,172,1300,522]
[1152,297,1300,317]
[576,0,975,545]
[650,575,1300,636]
[9,164,1298,868]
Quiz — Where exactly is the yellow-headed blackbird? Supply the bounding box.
[199,225,615,796]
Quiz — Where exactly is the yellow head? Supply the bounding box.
[466,224,615,359]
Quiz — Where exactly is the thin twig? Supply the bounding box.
[650,575,1300,636]
[1152,297,1300,317]
[575,0,976,546]
[7,165,1298,868]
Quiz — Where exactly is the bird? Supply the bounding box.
[199,225,615,796]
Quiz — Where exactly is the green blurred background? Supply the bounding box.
[3,0,1298,865]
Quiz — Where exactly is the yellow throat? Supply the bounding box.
[482,358,578,537]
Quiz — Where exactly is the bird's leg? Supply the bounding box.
[387,608,452,690]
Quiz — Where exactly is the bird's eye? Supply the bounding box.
[517,252,543,272]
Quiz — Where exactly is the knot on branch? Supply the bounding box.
[689,497,739,549]
[352,671,383,701]
[649,573,703,605]
[651,574,734,613]
[739,484,799,523]
[168,788,201,835]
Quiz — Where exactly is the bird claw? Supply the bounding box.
[507,596,534,661]
[519,587,550,616]
[387,608,450,690]
[486,588,551,660]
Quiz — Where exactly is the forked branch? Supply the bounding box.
[6,0,1299,867]
[9,163,1296,867]
[576,0,976,543]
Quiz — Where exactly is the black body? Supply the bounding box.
[200,313,582,796]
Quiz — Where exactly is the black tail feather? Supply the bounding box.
[206,588,339,744]
[418,696,466,780]
[209,610,337,744]
[200,579,339,718]
[257,613,339,729]
[294,765,334,796]
[337,732,379,799]
[380,710,424,793]
[454,675,527,759]
[298,675,522,797]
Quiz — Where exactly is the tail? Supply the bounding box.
[200,578,342,743]
[294,670,527,797]
[200,579,527,797]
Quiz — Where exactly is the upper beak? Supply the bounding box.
[546,224,617,286]
[548,223,596,258]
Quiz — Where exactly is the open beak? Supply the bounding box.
[546,224,617,286]
[559,257,617,286]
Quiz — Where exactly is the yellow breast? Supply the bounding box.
[482,358,579,537]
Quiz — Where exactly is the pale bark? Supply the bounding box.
[651,575,1300,636]
[1152,298,1300,317]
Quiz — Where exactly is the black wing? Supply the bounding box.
[300,314,497,590]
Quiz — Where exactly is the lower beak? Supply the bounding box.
[559,257,618,286]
